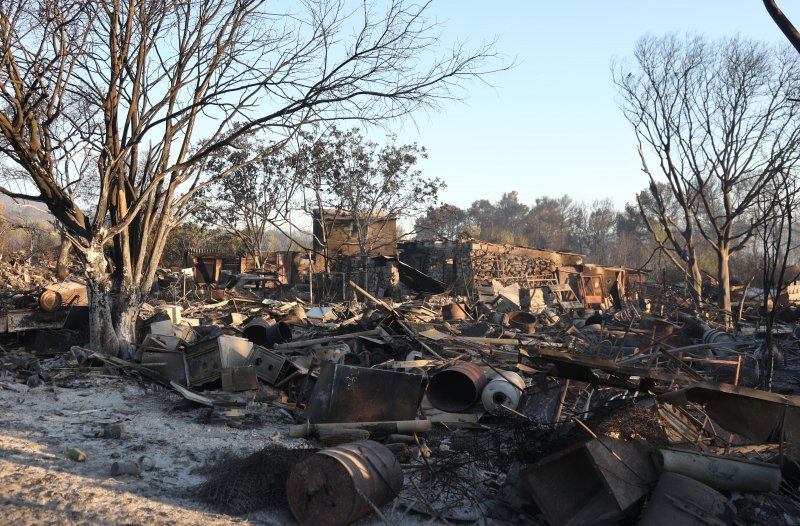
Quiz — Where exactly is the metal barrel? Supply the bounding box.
[242,317,292,347]
[38,290,63,312]
[639,472,736,526]
[282,305,308,325]
[426,362,488,412]
[508,311,537,333]
[711,352,760,386]
[442,303,468,321]
[110,461,140,477]
[659,449,781,492]
[287,440,403,526]
[702,329,736,345]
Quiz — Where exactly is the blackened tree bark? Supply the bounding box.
[764,0,800,54]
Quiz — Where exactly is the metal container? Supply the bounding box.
[38,290,62,312]
[242,317,292,347]
[482,371,526,413]
[283,305,308,325]
[711,353,760,386]
[304,362,426,423]
[245,345,288,384]
[522,437,657,526]
[287,440,403,526]
[185,338,223,386]
[508,311,536,333]
[702,329,736,345]
[639,472,735,526]
[659,448,781,492]
[442,303,468,321]
[426,362,488,412]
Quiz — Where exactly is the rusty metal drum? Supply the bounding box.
[426,362,488,412]
[38,290,63,312]
[286,440,403,526]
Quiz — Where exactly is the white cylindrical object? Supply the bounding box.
[482,371,525,413]
[660,448,781,492]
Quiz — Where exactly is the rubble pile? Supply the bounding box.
[0,253,61,291]
[3,258,800,525]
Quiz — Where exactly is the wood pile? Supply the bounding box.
[468,250,558,287]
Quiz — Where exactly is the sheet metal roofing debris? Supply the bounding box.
[6,245,800,525]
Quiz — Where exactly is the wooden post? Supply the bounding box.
[734,354,742,386]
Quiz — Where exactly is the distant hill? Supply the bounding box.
[0,194,54,225]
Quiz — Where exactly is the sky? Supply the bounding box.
[388,1,800,211]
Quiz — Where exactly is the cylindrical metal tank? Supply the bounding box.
[508,311,537,333]
[702,329,736,346]
[482,371,526,413]
[286,440,403,526]
[242,317,292,347]
[426,362,488,412]
[38,290,62,312]
[442,303,468,321]
[659,448,781,492]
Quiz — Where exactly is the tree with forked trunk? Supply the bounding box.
[614,34,800,321]
[290,126,442,263]
[0,0,506,355]
[193,135,300,270]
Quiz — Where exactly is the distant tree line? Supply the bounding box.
[414,189,773,292]
[414,193,651,267]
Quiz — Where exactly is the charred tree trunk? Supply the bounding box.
[717,245,733,325]
[84,242,141,358]
[764,0,800,54]
[689,254,703,306]
[55,232,72,280]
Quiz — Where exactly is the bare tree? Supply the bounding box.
[756,170,798,389]
[0,0,505,354]
[414,203,477,239]
[290,126,443,264]
[636,176,705,303]
[615,35,800,319]
[194,136,300,269]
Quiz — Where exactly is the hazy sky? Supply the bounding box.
[390,1,800,211]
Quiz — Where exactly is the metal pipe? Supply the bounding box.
[426,362,488,412]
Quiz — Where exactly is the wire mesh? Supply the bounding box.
[194,445,318,515]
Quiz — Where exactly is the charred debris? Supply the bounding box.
[3,238,800,526]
